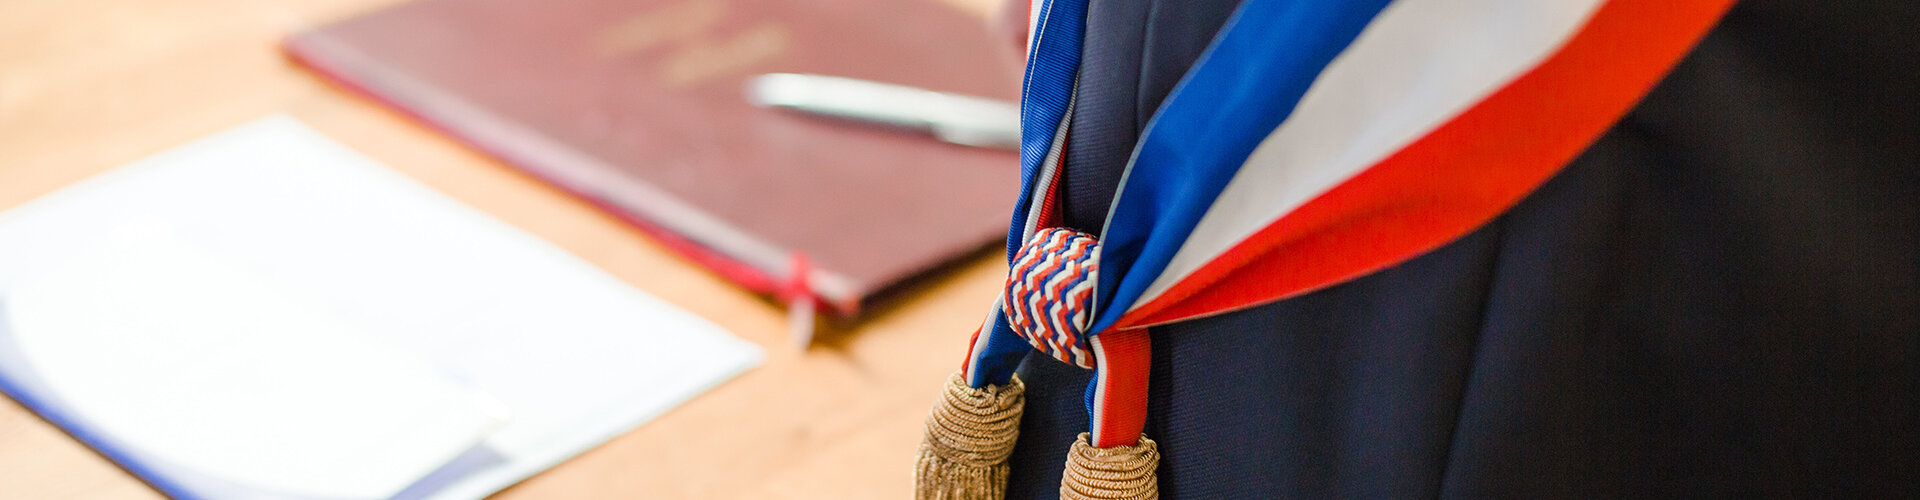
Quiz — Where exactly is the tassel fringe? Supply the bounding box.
[1059,433,1159,500]
[915,371,1025,500]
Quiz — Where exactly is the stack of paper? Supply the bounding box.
[0,116,763,499]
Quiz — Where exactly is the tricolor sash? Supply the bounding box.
[923,0,1735,497]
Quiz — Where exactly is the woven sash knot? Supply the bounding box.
[1001,227,1101,369]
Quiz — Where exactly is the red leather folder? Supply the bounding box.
[285,0,1022,314]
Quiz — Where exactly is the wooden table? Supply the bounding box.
[0,0,1005,497]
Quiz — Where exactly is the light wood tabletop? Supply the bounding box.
[0,0,1007,498]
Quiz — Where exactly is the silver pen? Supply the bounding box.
[747,73,1021,151]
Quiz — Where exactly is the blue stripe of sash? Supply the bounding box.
[1087,0,1398,333]
[969,0,1090,388]
[1006,0,1088,258]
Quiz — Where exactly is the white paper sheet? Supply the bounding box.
[0,115,763,499]
[8,225,508,499]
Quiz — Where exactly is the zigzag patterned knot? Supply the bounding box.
[1003,227,1101,369]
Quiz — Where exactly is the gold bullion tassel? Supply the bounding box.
[915,370,1025,500]
[1059,433,1159,500]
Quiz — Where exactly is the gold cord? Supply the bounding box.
[915,371,1025,500]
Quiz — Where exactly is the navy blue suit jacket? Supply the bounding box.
[1005,0,1919,497]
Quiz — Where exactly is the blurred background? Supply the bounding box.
[0,0,1031,498]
